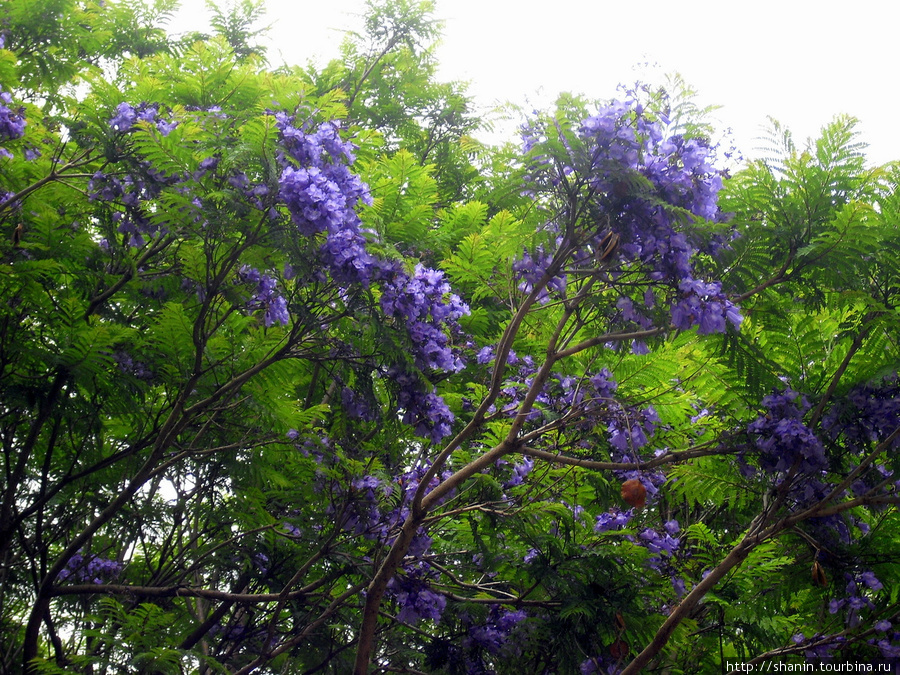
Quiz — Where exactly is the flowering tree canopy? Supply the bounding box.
[2,2,900,674]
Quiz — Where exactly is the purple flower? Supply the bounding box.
[594,508,632,532]
[58,552,123,584]
[109,102,137,131]
[387,573,447,624]
[155,119,178,136]
[861,570,883,591]
[746,388,826,474]
[504,457,534,487]
[237,265,289,326]
[0,90,26,140]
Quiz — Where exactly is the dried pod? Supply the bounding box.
[812,560,828,587]
[620,479,646,509]
[610,638,629,659]
[596,231,620,264]
[614,612,626,632]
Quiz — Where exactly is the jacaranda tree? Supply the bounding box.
[2,1,900,674]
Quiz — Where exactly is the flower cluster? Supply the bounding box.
[113,350,153,380]
[521,98,741,335]
[477,352,620,432]
[274,114,375,287]
[580,655,626,674]
[57,552,123,584]
[387,564,447,624]
[747,389,827,474]
[501,456,534,488]
[823,374,900,451]
[379,262,469,374]
[388,366,456,444]
[109,102,177,136]
[236,265,289,327]
[828,570,883,628]
[462,606,528,656]
[793,621,900,661]
[89,169,175,247]
[511,243,565,304]
[670,278,742,335]
[594,507,633,533]
[322,461,455,557]
[637,519,681,572]
[0,91,25,141]
[608,406,660,454]
[870,622,900,659]
[789,633,846,661]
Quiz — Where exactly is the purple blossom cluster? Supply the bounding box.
[113,350,153,380]
[501,456,534,488]
[577,99,721,227]
[379,262,469,374]
[387,564,447,624]
[520,98,742,335]
[388,366,456,444]
[341,385,377,422]
[462,606,528,657]
[109,102,178,136]
[274,113,375,287]
[747,389,827,474]
[871,622,900,659]
[369,262,470,443]
[828,571,883,628]
[793,621,900,661]
[511,243,565,303]
[476,351,620,433]
[0,90,25,141]
[608,406,660,454]
[474,348,671,482]
[637,519,681,572]
[323,462,454,558]
[670,278,742,335]
[594,507,633,533]
[789,632,846,660]
[580,655,624,675]
[57,552,123,584]
[823,375,900,451]
[236,265,289,327]
[332,473,391,539]
[89,169,174,247]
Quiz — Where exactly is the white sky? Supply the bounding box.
[170,0,900,167]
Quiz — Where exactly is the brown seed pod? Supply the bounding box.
[614,612,626,633]
[610,638,629,659]
[812,561,828,587]
[596,231,620,264]
[620,479,646,509]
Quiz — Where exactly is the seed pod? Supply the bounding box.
[620,479,646,509]
[812,561,828,587]
[596,231,620,264]
[614,612,626,632]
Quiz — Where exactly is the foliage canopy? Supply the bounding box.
[1,1,900,674]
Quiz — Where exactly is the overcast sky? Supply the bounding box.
[172,0,899,166]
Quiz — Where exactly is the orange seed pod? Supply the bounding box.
[620,479,647,509]
[610,638,629,659]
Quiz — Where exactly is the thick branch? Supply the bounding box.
[49,583,309,603]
